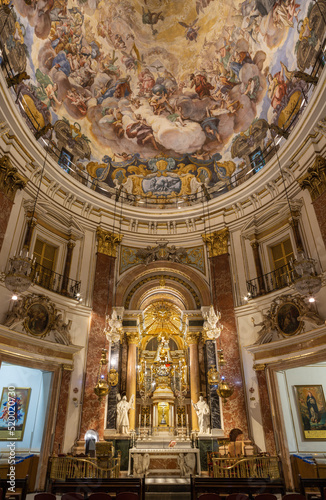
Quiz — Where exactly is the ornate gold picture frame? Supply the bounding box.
[272,298,303,337]
[295,385,326,439]
[23,297,55,338]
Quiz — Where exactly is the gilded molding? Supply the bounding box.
[202,228,229,257]
[298,155,326,201]
[185,332,200,345]
[126,332,140,345]
[0,155,28,202]
[253,364,266,371]
[96,227,123,257]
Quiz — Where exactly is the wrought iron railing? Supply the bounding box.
[246,262,293,298]
[212,456,281,479]
[49,455,120,480]
[32,262,81,299]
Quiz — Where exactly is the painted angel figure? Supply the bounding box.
[116,394,134,434]
[203,305,223,340]
[32,69,62,110]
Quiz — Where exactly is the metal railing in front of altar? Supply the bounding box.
[49,455,121,480]
[32,262,81,299]
[246,262,294,298]
[212,455,281,479]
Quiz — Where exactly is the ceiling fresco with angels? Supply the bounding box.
[1,0,325,202]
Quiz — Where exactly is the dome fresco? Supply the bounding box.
[1,0,325,203]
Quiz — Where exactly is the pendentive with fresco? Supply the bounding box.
[0,0,325,204]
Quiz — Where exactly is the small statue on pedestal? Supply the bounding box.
[192,396,210,434]
[116,394,134,434]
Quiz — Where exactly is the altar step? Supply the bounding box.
[145,477,191,500]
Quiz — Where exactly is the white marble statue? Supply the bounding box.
[192,396,210,434]
[178,453,196,476]
[116,394,134,434]
[105,308,122,343]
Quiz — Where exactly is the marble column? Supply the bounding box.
[106,340,120,429]
[79,228,122,440]
[251,240,265,294]
[53,367,71,453]
[298,155,326,247]
[126,332,139,431]
[203,228,248,437]
[0,155,27,252]
[255,365,276,455]
[61,240,75,295]
[187,332,201,431]
[205,340,221,429]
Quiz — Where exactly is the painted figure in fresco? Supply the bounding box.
[138,68,155,96]
[306,391,320,423]
[190,73,215,99]
[192,396,210,434]
[179,19,200,42]
[116,394,134,434]
[267,66,288,109]
[66,88,91,116]
[142,7,164,35]
[126,115,158,150]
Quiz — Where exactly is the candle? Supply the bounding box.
[186,414,189,427]
[149,414,151,428]
[139,413,141,428]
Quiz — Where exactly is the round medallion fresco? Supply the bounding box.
[1,0,325,202]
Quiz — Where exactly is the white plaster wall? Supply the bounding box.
[0,363,52,453]
[276,363,326,454]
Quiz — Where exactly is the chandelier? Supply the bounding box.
[202,305,223,340]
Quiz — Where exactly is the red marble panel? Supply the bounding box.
[256,369,276,454]
[79,253,115,440]
[210,253,248,437]
[0,191,13,252]
[313,191,326,248]
[53,369,71,453]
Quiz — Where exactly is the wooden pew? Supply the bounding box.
[191,476,286,500]
[299,475,326,500]
[0,475,28,500]
[50,477,144,500]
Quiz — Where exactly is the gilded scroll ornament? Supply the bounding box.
[96,228,123,257]
[298,156,326,201]
[0,155,28,202]
[202,228,229,257]
[185,332,200,345]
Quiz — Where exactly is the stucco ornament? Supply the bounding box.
[202,305,223,341]
[105,308,123,343]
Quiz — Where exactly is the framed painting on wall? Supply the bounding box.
[294,385,326,439]
[0,387,31,441]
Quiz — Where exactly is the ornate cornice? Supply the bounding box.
[126,332,140,345]
[202,228,229,257]
[298,155,326,201]
[0,155,28,202]
[185,332,200,345]
[96,228,123,257]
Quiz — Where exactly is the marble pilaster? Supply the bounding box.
[61,240,75,294]
[205,340,221,429]
[79,250,116,440]
[126,333,139,430]
[204,229,248,436]
[255,366,276,455]
[312,190,326,248]
[0,155,27,252]
[187,333,201,431]
[52,367,71,453]
[106,341,120,429]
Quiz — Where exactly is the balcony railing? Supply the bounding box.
[32,262,81,299]
[246,262,293,298]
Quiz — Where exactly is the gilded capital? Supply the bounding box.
[202,228,229,257]
[253,363,266,371]
[126,332,140,345]
[96,227,123,257]
[185,332,200,345]
[0,155,28,202]
[298,155,326,201]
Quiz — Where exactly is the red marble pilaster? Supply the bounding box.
[0,191,13,252]
[79,252,115,440]
[312,191,326,248]
[53,368,71,453]
[210,253,248,437]
[256,368,276,454]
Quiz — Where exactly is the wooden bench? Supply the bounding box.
[299,475,326,500]
[191,476,286,500]
[50,477,144,500]
[0,476,28,500]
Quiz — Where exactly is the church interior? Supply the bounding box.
[0,0,326,497]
